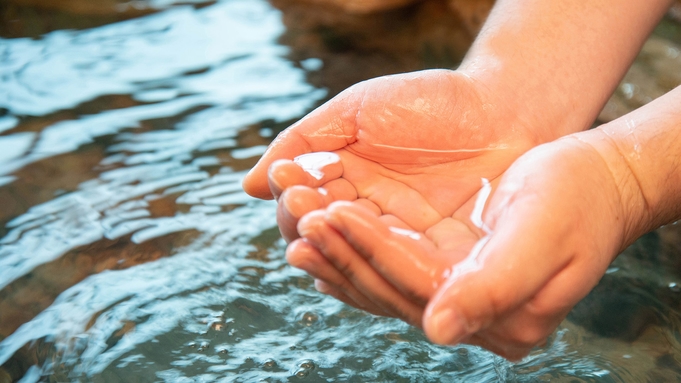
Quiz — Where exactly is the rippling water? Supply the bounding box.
[2,0,681,381]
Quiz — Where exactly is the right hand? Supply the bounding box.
[295,128,642,359]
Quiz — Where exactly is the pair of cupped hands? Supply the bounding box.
[242,70,638,360]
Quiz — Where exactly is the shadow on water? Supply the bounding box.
[1,0,681,381]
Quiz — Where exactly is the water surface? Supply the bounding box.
[2,1,681,381]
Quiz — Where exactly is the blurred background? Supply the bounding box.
[1,0,681,381]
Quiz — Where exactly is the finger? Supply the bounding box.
[242,89,364,199]
[286,236,391,316]
[277,180,358,242]
[313,279,356,307]
[278,187,327,242]
[268,152,344,200]
[471,308,563,358]
[313,279,393,318]
[422,201,574,346]
[462,333,534,362]
[352,198,382,215]
[472,252,605,352]
[341,166,444,232]
[323,201,444,302]
[297,210,424,326]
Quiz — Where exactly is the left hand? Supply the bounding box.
[243,69,545,325]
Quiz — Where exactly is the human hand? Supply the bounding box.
[243,69,547,243]
[240,0,676,359]
[243,69,575,324]
[296,128,645,359]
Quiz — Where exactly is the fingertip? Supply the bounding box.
[324,200,386,239]
[278,186,323,242]
[314,279,331,293]
[268,159,308,199]
[423,306,470,345]
[278,184,353,242]
[326,200,355,212]
[242,167,274,200]
[296,209,328,243]
[324,200,373,225]
[285,238,318,270]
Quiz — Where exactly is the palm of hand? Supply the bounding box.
[244,70,536,319]
[288,134,628,360]
[244,69,630,360]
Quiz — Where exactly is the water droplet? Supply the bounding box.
[294,368,309,378]
[384,332,407,343]
[262,359,277,370]
[292,359,315,378]
[301,312,319,326]
[388,226,421,240]
[293,152,340,180]
[621,83,635,99]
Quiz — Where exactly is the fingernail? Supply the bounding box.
[314,279,330,293]
[426,308,469,345]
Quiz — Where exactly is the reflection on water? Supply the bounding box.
[1,0,681,381]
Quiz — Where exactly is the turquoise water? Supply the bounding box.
[1,1,681,381]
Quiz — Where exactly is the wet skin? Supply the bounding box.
[243,0,679,362]
[243,69,636,359]
[243,75,681,360]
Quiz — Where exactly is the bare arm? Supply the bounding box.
[461,0,673,141]
[587,85,681,241]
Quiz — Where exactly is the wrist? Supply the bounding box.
[582,86,681,246]
[457,57,592,145]
[572,127,653,251]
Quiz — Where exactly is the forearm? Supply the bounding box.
[460,0,672,142]
[585,85,681,245]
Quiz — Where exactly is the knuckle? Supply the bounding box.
[484,284,517,319]
[331,257,356,281]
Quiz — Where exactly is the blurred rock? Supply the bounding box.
[568,275,660,342]
[598,31,681,122]
[275,0,681,123]
[0,144,103,227]
[290,0,418,14]
[0,228,197,339]
[0,0,157,38]
[279,0,494,36]
[271,0,473,96]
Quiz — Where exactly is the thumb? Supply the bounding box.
[421,192,575,345]
[242,87,364,199]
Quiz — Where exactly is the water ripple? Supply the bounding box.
[2,0,681,381]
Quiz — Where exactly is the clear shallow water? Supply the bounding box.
[1,0,681,381]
